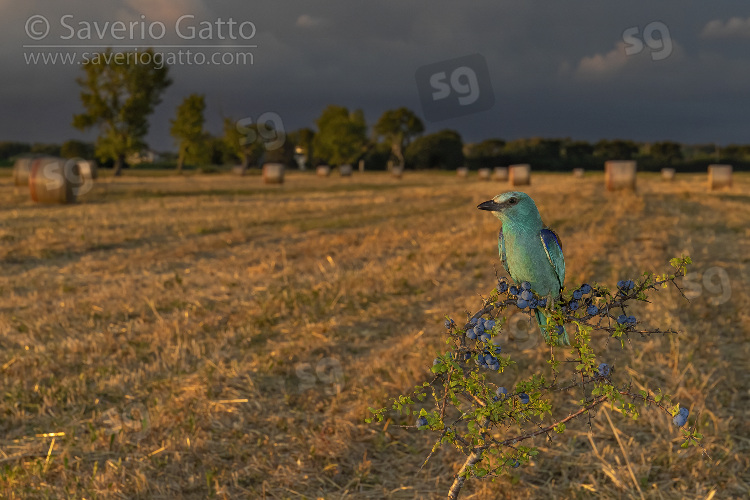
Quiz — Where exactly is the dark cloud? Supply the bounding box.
[4,1,750,150]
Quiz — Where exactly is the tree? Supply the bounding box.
[562,140,595,168]
[290,127,315,167]
[650,141,683,165]
[61,140,95,160]
[30,143,61,156]
[222,117,265,170]
[73,48,172,176]
[405,130,464,169]
[170,94,207,172]
[465,139,506,169]
[0,141,31,161]
[313,105,368,166]
[373,107,424,168]
[594,139,639,161]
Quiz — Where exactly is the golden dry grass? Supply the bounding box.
[0,170,748,499]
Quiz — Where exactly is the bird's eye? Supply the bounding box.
[508,197,517,204]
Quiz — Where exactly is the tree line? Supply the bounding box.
[2,48,749,173]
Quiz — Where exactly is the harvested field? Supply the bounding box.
[0,170,748,498]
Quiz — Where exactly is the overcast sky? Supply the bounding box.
[3,1,750,151]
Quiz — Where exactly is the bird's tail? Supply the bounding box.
[535,308,570,346]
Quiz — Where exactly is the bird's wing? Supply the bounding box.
[540,228,565,291]
[498,227,510,276]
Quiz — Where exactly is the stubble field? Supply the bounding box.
[0,169,748,499]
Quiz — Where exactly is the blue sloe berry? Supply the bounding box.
[580,283,592,294]
[495,387,508,399]
[416,416,428,428]
[568,300,579,311]
[521,281,532,291]
[510,459,521,468]
[519,393,530,404]
[479,333,491,343]
[467,329,477,340]
[673,407,689,427]
[587,305,599,315]
[485,320,496,330]
[627,315,637,325]
[497,281,508,293]
[509,286,519,296]
[617,314,628,324]
[516,298,529,309]
[597,363,611,377]
[538,298,547,308]
[617,280,625,289]
[573,289,583,300]
[520,290,534,301]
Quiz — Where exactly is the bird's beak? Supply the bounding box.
[477,199,504,212]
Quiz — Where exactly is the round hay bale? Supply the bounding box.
[339,164,353,177]
[493,166,508,181]
[13,155,39,186]
[572,168,585,178]
[262,163,285,184]
[605,161,637,191]
[509,164,531,186]
[316,165,331,177]
[29,156,79,204]
[457,167,469,178]
[708,164,732,190]
[477,168,491,181]
[661,168,675,181]
[392,166,404,178]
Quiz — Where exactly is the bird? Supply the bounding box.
[477,191,569,346]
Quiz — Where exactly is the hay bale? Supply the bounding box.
[316,165,331,177]
[339,164,353,177]
[29,157,79,204]
[13,156,38,186]
[457,167,469,178]
[262,163,284,184]
[708,164,732,190]
[509,164,531,186]
[572,168,585,178]
[661,168,675,181]
[605,161,637,191]
[477,168,491,181]
[493,166,508,181]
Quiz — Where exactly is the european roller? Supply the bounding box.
[478,192,570,346]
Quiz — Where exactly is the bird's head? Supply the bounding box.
[477,191,540,223]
